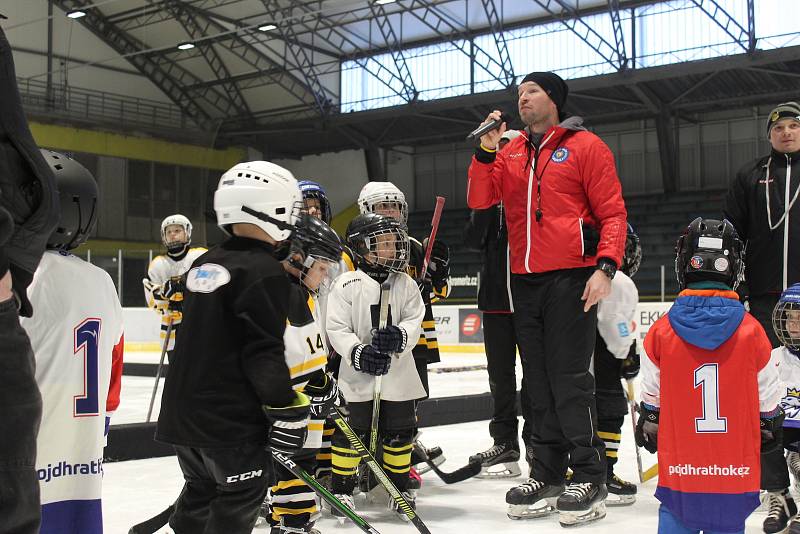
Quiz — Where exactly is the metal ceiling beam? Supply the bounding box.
[109,0,240,31]
[531,0,626,70]
[689,0,750,53]
[479,0,515,85]
[51,0,236,129]
[161,0,251,118]
[607,0,629,70]
[368,1,418,103]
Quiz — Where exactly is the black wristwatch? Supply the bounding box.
[596,258,617,280]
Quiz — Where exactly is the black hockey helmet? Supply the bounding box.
[675,217,744,290]
[346,212,409,273]
[621,223,642,278]
[298,180,332,225]
[773,283,800,354]
[290,212,342,264]
[41,149,98,251]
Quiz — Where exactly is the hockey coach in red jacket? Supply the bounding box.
[467,71,627,522]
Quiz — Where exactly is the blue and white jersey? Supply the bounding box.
[776,346,800,428]
[21,250,124,534]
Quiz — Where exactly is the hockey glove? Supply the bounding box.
[263,392,311,456]
[305,373,339,419]
[371,325,407,353]
[620,344,640,380]
[761,407,786,454]
[634,402,659,454]
[423,238,450,286]
[351,344,391,376]
[162,277,185,299]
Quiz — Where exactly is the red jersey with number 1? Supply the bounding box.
[641,288,780,532]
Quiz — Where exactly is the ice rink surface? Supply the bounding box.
[106,351,767,533]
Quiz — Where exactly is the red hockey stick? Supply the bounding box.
[420,196,445,281]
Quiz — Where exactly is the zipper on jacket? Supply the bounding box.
[784,153,792,290]
[579,217,585,259]
[524,129,556,274]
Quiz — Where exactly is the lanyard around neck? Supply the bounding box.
[765,155,800,231]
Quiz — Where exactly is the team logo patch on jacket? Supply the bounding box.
[551,147,569,163]
[187,263,231,293]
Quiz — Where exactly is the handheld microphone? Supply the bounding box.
[466,113,513,141]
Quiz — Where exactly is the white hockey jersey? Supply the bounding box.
[326,269,426,402]
[21,250,124,534]
[596,271,639,359]
[143,247,206,350]
[775,346,800,429]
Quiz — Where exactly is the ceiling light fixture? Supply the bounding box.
[66,10,86,19]
[258,23,277,31]
[375,0,397,4]
[177,42,195,50]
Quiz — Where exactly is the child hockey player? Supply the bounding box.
[761,283,800,533]
[142,214,206,355]
[22,150,124,534]
[265,213,343,534]
[636,217,783,534]
[326,212,426,518]
[156,161,311,534]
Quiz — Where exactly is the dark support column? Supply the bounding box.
[46,0,53,110]
[655,111,678,193]
[365,145,385,182]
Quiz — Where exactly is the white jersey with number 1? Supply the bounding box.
[21,250,124,534]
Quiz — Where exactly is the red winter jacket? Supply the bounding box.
[467,117,627,274]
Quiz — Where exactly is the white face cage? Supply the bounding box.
[773,299,800,352]
[362,226,410,273]
[298,254,339,296]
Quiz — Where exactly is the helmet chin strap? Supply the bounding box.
[241,205,294,232]
[166,241,189,259]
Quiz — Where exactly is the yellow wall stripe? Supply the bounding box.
[30,121,245,170]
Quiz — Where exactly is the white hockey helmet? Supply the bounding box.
[161,214,192,246]
[357,181,408,225]
[214,161,302,241]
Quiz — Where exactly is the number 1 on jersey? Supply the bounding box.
[694,363,727,433]
[74,318,101,417]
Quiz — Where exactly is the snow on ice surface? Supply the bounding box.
[106,349,768,533]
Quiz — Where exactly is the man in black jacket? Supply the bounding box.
[0,22,60,533]
[156,161,310,534]
[724,102,800,347]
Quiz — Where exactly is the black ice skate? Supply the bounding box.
[388,491,416,522]
[767,491,798,534]
[556,482,608,527]
[606,473,637,506]
[505,478,565,519]
[330,493,356,525]
[470,442,521,479]
[411,438,445,475]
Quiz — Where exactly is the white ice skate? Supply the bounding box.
[789,451,800,495]
[505,478,564,519]
[330,494,355,525]
[388,491,416,522]
[557,482,608,527]
[470,442,521,479]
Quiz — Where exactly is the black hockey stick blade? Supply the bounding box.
[128,504,174,534]
[427,457,482,484]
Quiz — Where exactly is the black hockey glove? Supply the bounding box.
[162,277,185,299]
[634,402,659,454]
[371,325,407,353]
[620,344,640,380]
[351,344,391,376]
[263,392,310,456]
[305,373,339,419]
[423,238,450,286]
[761,407,786,454]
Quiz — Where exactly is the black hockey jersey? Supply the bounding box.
[407,237,449,363]
[156,236,294,448]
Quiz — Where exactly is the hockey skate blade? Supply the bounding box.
[477,461,521,479]
[507,497,559,520]
[415,454,445,475]
[605,494,636,506]
[558,501,607,527]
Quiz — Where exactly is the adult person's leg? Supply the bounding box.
[749,293,780,348]
[484,312,521,446]
[0,297,42,534]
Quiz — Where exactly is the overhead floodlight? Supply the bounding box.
[375,0,397,4]
[258,23,277,31]
[177,42,195,50]
[66,10,86,19]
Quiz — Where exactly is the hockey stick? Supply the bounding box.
[419,196,446,283]
[146,314,174,423]
[415,445,482,484]
[330,407,432,534]
[369,282,391,457]
[128,504,174,534]
[626,380,658,483]
[272,451,382,534]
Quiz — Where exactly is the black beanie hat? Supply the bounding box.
[520,72,569,112]
[767,102,800,137]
